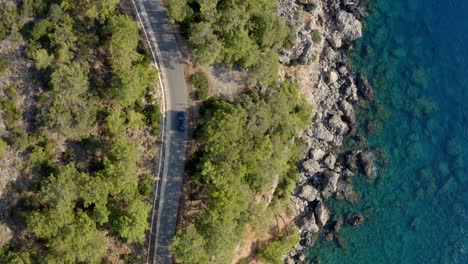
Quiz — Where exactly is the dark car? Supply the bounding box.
[177,112,185,131]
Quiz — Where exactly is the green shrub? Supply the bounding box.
[138,174,154,197]
[142,104,160,134]
[0,100,22,129]
[5,83,18,99]
[0,22,7,40]
[190,72,209,100]
[0,57,9,74]
[310,29,322,43]
[0,139,8,157]
[258,227,300,264]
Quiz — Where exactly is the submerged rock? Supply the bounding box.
[358,152,375,178]
[356,73,374,101]
[347,213,365,227]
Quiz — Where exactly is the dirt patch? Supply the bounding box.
[233,207,296,264]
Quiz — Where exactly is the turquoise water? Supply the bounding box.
[308,0,468,263]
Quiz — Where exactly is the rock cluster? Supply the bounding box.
[279,0,375,263]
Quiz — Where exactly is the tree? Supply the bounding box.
[189,22,222,65]
[167,0,193,22]
[258,227,300,264]
[45,211,107,263]
[191,72,209,100]
[108,196,150,243]
[105,15,141,72]
[172,225,210,264]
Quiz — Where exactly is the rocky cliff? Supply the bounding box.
[278,1,374,262]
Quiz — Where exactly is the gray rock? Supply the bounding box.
[299,185,319,201]
[322,171,340,198]
[302,159,323,174]
[331,214,344,233]
[313,124,335,142]
[323,47,338,62]
[302,213,320,233]
[314,201,330,227]
[309,148,326,160]
[356,73,373,101]
[339,100,356,124]
[341,77,359,102]
[328,70,339,84]
[299,42,316,64]
[338,65,348,76]
[327,31,343,49]
[336,11,362,42]
[328,114,349,135]
[346,152,358,172]
[323,154,336,169]
[358,152,375,178]
[347,213,364,227]
[299,253,306,262]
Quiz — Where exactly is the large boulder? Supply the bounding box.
[336,11,362,42]
[302,159,323,174]
[341,76,359,102]
[358,152,375,178]
[327,31,343,49]
[309,148,326,161]
[339,100,356,124]
[328,114,349,135]
[323,154,336,169]
[322,171,340,198]
[299,185,319,201]
[356,73,374,101]
[313,124,335,142]
[314,201,330,227]
[302,212,320,233]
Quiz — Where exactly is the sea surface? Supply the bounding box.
[308,0,468,263]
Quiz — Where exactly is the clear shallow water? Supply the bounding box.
[308,0,468,263]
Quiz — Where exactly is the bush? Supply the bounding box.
[142,104,160,134]
[0,57,9,74]
[5,83,18,99]
[0,100,22,129]
[310,29,322,43]
[138,174,153,197]
[0,22,7,40]
[190,72,209,100]
[0,139,8,157]
[258,227,300,264]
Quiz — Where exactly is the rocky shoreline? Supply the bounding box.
[278,0,375,262]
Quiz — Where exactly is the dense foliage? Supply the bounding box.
[172,82,312,263]
[190,71,209,100]
[258,227,301,264]
[167,0,292,86]
[0,0,158,262]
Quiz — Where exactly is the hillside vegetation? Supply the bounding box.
[168,0,292,86]
[172,82,312,263]
[0,0,159,262]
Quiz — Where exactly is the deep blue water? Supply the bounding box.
[308,0,468,263]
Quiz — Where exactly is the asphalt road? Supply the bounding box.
[134,0,188,263]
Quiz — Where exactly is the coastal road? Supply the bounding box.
[132,0,188,263]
